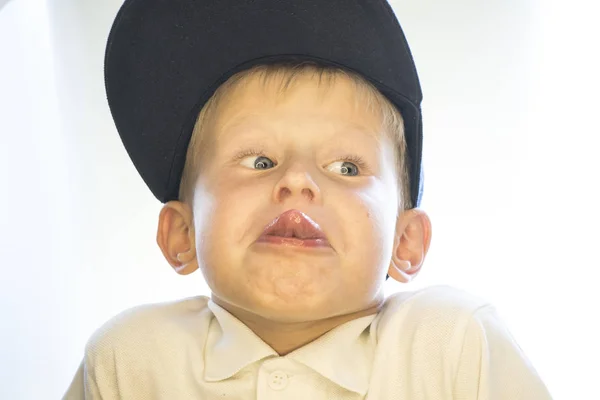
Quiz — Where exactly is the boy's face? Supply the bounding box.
[162,72,429,322]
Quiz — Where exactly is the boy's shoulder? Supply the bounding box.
[383,284,491,315]
[84,295,212,361]
[369,285,496,379]
[376,285,494,341]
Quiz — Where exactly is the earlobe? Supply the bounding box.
[388,258,418,283]
[174,250,199,275]
[174,255,199,275]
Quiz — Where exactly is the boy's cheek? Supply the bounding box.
[193,193,261,251]
[353,187,398,249]
[356,179,398,219]
[210,171,270,200]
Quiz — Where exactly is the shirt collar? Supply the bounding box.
[287,312,378,396]
[204,300,278,381]
[203,299,379,396]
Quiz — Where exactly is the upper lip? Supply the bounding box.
[261,209,328,241]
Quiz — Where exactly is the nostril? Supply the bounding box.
[301,188,314,201]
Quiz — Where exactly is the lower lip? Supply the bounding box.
[256,235,331,248]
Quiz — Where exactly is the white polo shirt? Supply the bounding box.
[63,285,552,399]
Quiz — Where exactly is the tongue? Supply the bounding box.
[274,230,301,239]
[269,225,305,239]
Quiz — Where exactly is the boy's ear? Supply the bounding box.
[388,208,432,283]
[156,201,199,275]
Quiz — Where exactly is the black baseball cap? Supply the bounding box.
[104,0,424,207]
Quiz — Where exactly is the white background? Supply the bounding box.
[1,0,598,398]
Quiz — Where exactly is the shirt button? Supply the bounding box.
[268,370,289,390]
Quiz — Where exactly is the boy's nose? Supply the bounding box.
[272,166,321,204]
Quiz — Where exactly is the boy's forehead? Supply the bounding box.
[211,71,384,137]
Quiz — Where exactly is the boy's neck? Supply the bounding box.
[211,295,384,356]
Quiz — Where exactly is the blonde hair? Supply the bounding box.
[179,62,411,210]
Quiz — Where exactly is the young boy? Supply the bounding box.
[64,0,552,398]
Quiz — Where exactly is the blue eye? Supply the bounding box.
[237,150,276,170]
[341,162,359,176]
[327,161,360,176]
[253,156,275,170]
